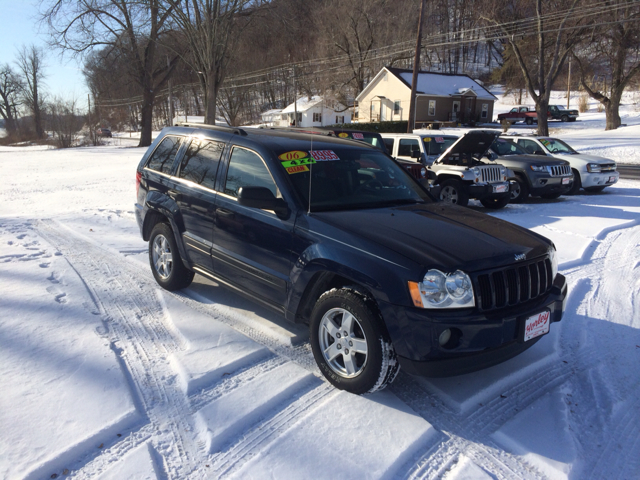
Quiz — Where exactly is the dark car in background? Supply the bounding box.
[488,138,574,202]
[96,127,112,138]
[135,124,567,394]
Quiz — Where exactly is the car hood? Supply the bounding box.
[554,152,616,164]
[434,130,500,164]
[313,203,550,272]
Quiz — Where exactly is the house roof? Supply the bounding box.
[282,96,324,114]
[357,67,497,101]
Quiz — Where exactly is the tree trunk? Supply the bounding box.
[535,98,550,136]
[139,89,155,147]
[205,72,218,125]
[605,93,622,130]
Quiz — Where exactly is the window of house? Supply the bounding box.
[481,104,489,118]
[428,100,436,116]
[394,101,401,115]
[178,139,224,190]
[313,112,322,123]
[224,147,278,198]
[146,136,182,174]
[335,115,344,124]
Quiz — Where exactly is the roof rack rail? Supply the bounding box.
[175,122,248,136]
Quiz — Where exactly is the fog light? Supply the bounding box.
[439,329,452,346]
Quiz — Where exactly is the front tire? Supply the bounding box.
[439,179,470,207]
[561,114,569,122]
[568,169,582,194]
[526,117,534,125]
[310,288,399,395]
[509,176,530,203]
[480,195,510,209]
[149,223,195,291]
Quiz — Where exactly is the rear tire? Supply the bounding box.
[568,169,582,195]
[439,179,470,207]
[480,195,510,209]
[509,176,529,203]
[149,223,195,291]
[585,186,606,193]
[310,288,399,395]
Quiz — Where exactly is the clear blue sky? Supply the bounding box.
[0,0,87,99]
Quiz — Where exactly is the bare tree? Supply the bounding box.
[482,0,585,136]
[42,0,179,146]
[16,45,47,139]
[164,0,263,124]
[0,64,22,135]
[49,96,84,147]
[572,0,640,130]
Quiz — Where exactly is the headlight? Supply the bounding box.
[472,167,480,177]
[549,246,558,280]
[530,165,546,172]
[586,163,601,173]
[408,269,475,309]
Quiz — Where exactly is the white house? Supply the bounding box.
[279,96,351,127]
[260,108,283,126]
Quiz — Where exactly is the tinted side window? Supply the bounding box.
[146,136,182,174]
[224,147,278,198]
[382,137,394,153]
[398,138,419,157]
[178,139,224,189]
[518,139,543,155]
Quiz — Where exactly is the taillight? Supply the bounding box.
[136,171,142,197]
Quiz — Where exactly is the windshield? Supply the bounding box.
[490,138,527,156]
[423,136,458,156]
[277,146,432,212]
[539,138,577,154]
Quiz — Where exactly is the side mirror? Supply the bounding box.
[411,150,421,159]
[238,186,289,218]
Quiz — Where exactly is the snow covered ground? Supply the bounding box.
[1,119,639,479]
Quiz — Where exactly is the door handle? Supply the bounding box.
[216,208,235,218]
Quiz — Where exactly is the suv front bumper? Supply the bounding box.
[528,174,573,196]
[379,273,567,377]
[581,170,619,188]
[468,181,510,200]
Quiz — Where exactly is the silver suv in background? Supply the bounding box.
[509,135,619,194]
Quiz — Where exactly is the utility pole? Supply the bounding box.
[87,94,92,144]
[293,65,298,126]
[407,0,427,133]
[167,56,174,125]
[566,56,572,109]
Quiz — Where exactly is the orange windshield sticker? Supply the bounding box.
[338,132,349,138]
[285,165,309,174]
[278,150,308,161]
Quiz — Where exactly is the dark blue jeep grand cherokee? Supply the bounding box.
[135,124,567,394]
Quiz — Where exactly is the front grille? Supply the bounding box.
[548,164,571,176]
[403,164,423,179]
[479,166,503,183]
[474,257,553,311]
[600,163,616,172]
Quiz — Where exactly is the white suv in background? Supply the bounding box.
[511,136,620,194]
[381,132,458,165]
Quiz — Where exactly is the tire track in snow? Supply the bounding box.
[34,219,325,478]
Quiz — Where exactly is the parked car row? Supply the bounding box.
[136,123,568,394]
[380,130,619,207]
